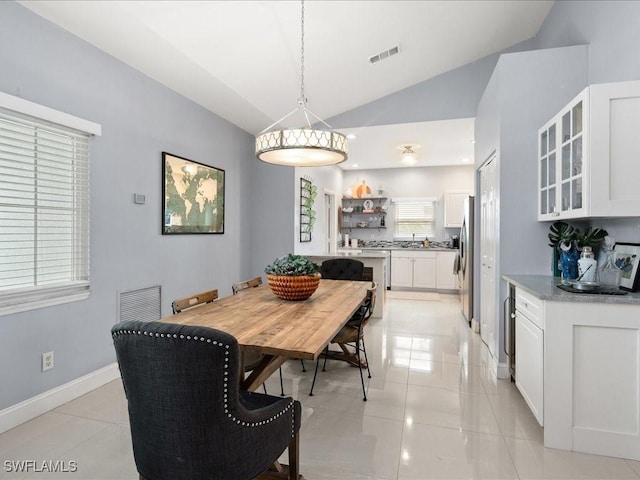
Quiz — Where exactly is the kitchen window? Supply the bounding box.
[0,92,100,315]
[392,197,436,240]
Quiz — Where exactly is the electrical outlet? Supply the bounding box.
[42,351,54,371]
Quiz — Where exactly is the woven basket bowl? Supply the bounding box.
[266,273,321,301]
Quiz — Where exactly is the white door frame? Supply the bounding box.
[324,190,336,253]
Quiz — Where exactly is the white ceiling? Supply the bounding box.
[19,0,553,169]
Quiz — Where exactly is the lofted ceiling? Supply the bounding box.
[19,0,553,169]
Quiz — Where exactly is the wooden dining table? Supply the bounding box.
[160,278,371,391]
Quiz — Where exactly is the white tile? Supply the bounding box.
[0,413,111,480]
[407,362,486,394]
[53,380,129,425]
[22,424,137,479]
[487,388,543,441]
[504,436,639,479]
[398,423,518,479]
[405,384,502,436]
[300,408,403,479]
[2,294,639,480]
[626,459,640,477]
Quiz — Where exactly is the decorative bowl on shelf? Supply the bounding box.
[342,207,354,213]
[357,221,368,228]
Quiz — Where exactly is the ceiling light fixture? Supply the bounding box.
[400,145,417,164]
[255,0,348,167]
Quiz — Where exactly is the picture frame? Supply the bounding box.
[613,242,640,291]
[162,152,225,234]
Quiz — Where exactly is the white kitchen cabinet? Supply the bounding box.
[391,250,456,290]
[538,80,640,220]
[412,255,436,288]
[505,275,640,461]
[391,250,436,289]
[436,251,458,289]
[443,191,471,228]
[390,255,413,288]
[514,288,544,426]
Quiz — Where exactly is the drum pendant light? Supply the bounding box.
[255,0,348,166]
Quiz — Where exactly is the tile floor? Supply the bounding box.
[1,292,639,479]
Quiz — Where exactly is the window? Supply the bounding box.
[393,197,436,240]
[0,93,100,315]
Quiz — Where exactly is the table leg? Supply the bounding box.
[242,354,287,392]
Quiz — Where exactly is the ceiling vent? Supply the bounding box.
[369,45,400,64]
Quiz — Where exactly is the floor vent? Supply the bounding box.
[369,45,400,64]
[118,285,161,323]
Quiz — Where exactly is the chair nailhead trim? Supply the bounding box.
[112,328,295,431]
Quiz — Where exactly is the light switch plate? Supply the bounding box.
[133,194,146,204]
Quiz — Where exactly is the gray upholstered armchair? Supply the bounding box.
[111,320,301,480]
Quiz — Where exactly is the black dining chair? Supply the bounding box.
[320,258,365,280]
[309,281,376,401]
[112,320,301,480]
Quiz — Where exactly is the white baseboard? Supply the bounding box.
[496,362,511,380]
[0,362,120,434]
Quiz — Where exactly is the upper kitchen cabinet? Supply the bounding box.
[444,191,471,228]
[538,80,640,221]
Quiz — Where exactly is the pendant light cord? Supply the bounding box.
[299,0,306,107]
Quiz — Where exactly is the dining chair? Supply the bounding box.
[171,289,218,314]
[232,277,284,396]
[231,276,262,295]
[309,281,376,401]
[112,320,301,480]
[319,258,365,281]
[306,258,366,376]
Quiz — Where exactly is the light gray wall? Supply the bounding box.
[0,2,254,410]
[293,166,343,256]
[327,39,536,128]
[246,160,295,278]
[342,166,474,244]
[475,45,589,363]
[531,0,640,243]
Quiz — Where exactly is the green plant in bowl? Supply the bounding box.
[264,254,320,276]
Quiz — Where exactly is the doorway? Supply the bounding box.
[324,192,336,253]
[479,154,497,359]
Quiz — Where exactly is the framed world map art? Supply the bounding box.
[162,152,225,234]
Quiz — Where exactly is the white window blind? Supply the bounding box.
[0,109,91,315]
[393,198,436,239]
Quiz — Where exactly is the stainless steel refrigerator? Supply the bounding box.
[457,196,474,325]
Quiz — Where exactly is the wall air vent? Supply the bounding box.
[369,45,400,64]
[118,285,161,323]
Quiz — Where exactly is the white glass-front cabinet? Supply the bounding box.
[538,80,640,220]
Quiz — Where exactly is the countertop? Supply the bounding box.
[306,252,389,259]
[340,246,458,253]
[503,274,640,305]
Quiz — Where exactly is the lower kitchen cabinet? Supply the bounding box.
[514,288,544,426]
[412,254,436,288]
[391,250,457,290]
[436,251,458,289]
[390,255,413,288]
[391,251,436,288]
[505,275,640,461]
